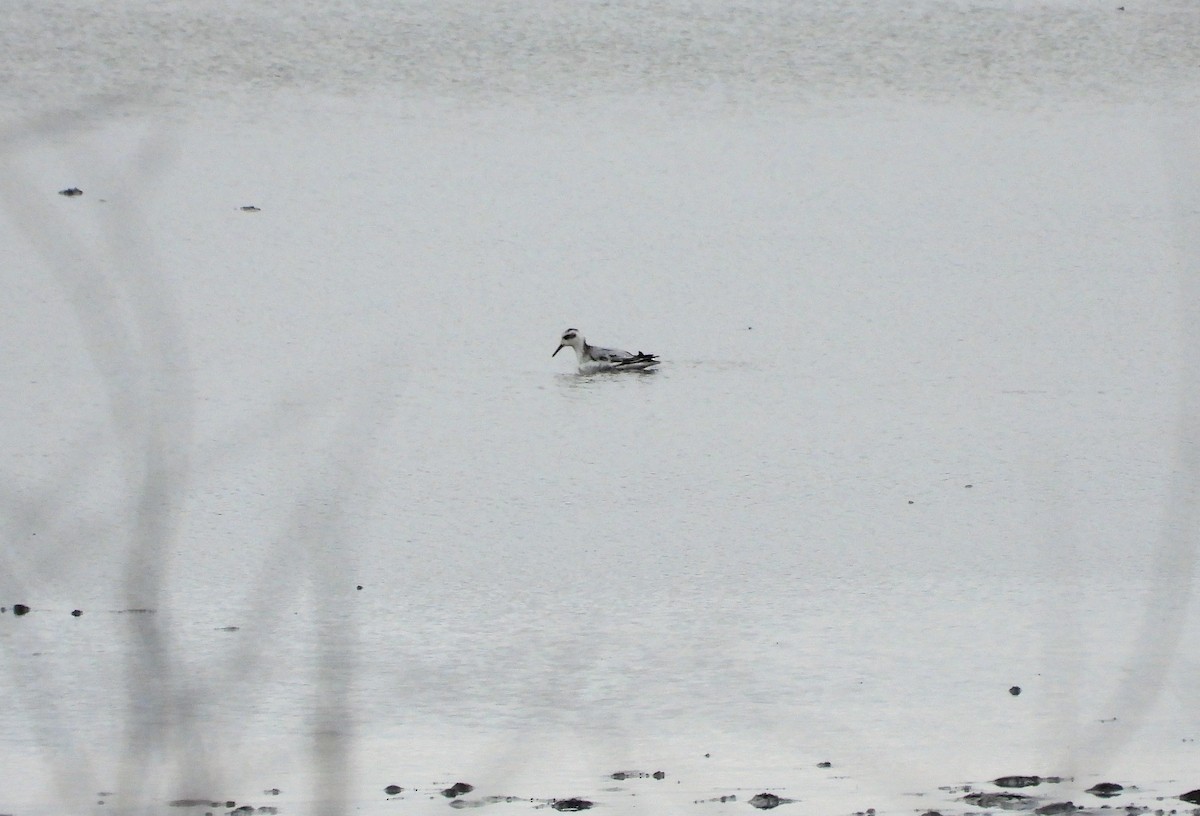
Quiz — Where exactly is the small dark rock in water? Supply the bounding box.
[255,808,277,814]
[963,792,1036,809]
[1036,802,1077,815]
[72,609,83,617]
[225,802,237,809]
[611,770,666,781]
[356,585,363,590]
[1087,783,1124,797]
[921,811,945,816]
[817,761,833,768]
[13,604,30,616]
[995,777,1045,789]
[231,806,254,815]
[240,205,260,212]
[749,792,786,809]
[551,798,594,811]
[216,626,239,632]
[441,782,474,798]
[1180,790,1200,805]
[59,187,83,196]
[384,785,403,795]
[264,790,280,796]
[1010,686,1022,696]
[169,800,213,807]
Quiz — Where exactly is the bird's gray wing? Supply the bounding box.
[590,345,635,362]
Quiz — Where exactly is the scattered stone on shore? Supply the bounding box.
[1086,783,1124,798]
[817,761,833,768]
[384,785,403,795]
[441,782,474,798]
[749,792,791,809]
[240,205,261,212]
[216,626,239,631]
[13,604,30,616]
[263,790,280,796]
[72,609,83,617]
[169,800,214,807]
[1179,790,1200,805]
[1035,802,1076,815]
[59,187,83,196]
[1010,686,1022,696]
[963,791,1037,810]
[230,805,254,814]
[550,798,594,811]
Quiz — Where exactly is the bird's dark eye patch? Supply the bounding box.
[563,332,576,339]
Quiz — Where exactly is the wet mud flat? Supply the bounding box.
[39,769,1198,816]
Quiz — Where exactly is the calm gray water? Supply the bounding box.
[2,1,1200,814]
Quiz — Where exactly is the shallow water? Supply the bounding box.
[2,1,1200,814]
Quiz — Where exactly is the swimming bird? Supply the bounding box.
[552,328,660,373]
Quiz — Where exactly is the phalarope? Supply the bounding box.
[552,328,660,373]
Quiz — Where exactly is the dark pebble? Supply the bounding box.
[1180,790,1200,805]
[551,798,594,812]
[963,791,1034,808]
[168,800,212,807]
[230,806,254,815]
[226,801,238,809]
[1009,686,1022,696]
[1087,783,1124,797]
[441,782,473,798]
[356,585,363,590]
[384,785,403,795]
[995,777,1043,788]
[59,187,83,196]
[1036,802,1077,815]
[653,771,665,780]
[263,790,280,796]
[13,604,30,616]
[240,205,260,212]
[72,609,83,617]
[749,792,785,810]
[817,761,833,768]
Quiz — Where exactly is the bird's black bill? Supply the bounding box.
[552,344,565,357]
